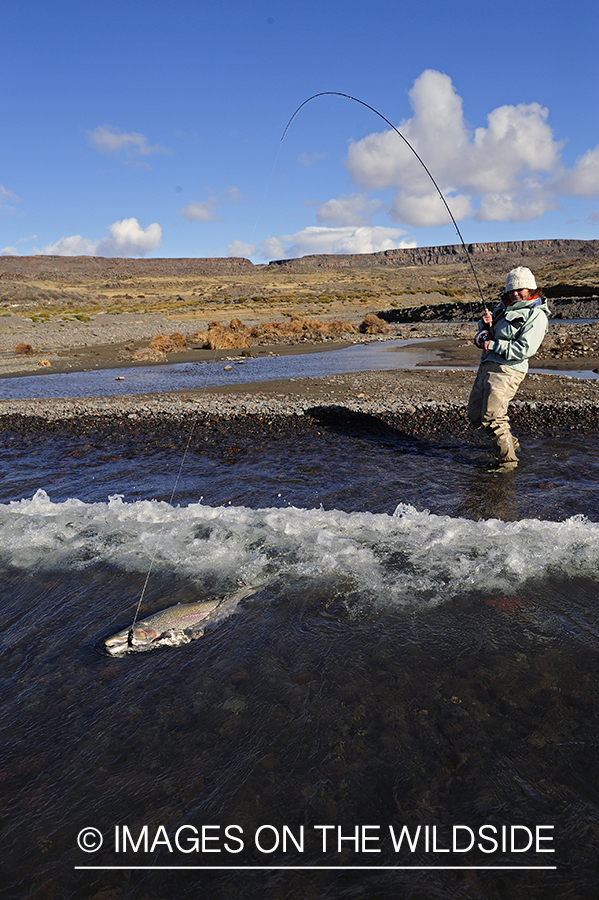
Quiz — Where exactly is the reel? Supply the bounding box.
[474,329,492,349]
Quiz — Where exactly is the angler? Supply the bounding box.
[468,266,550,471]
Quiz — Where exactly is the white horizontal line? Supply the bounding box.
[75,865,557,871]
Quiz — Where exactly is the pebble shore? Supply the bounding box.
[2,366,599,440]
[2,310,599,439]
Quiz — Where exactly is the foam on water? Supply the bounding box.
[2,488,598,607]
[1,428,599,899]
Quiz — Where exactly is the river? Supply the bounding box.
[1,414,599,899]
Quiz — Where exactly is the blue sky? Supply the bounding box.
[1,0,597,261]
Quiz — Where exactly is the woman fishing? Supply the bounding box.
[468,266,550,471]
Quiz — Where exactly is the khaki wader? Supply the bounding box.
[467,361,525,463]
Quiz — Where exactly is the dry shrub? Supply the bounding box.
[132,348,168,362]
[359,314,391,334]
[15,342,34,355]
[207,327,251,350]
[38,358,52,367]
[249,320,288,339]
[146,332,189,353]
[169,331,188,349]
[191,319,251,350]
[249,315,357,342]
[228,318,249,333]
[190,315,357,349]
[149,334,175,352]
[326,318,357,334]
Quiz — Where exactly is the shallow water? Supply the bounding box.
[2,338,597,400]
[1,425,599,899]
[0,340,438,399]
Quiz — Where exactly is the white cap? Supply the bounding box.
[505,266,537,292]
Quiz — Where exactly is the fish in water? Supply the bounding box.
[104,585,258,656]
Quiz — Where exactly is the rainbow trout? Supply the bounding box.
[104,585,257,656]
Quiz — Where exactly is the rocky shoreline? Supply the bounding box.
[379,295,599,323]
[2,366,598,441]
[1,285,598,442]
[1,309,599,378]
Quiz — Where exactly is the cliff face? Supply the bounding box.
[2,239,599,282]
[268,239,599,272]
[0,256,253,282]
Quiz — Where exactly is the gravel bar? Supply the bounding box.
[2,368,599,439]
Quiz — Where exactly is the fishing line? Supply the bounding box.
[125,157,280,639]
[281,91,486,312]
[127,417,199,634]
[125,91,486,643]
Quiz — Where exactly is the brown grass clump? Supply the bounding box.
[15,342,34,354]
[38,358,52,367]
[358,314,391,334]
[191,319,251,350]
[132,348,168,362]
[149,334,176,352]
[159,315,358,352]
[327,318,359,334]
[169,331,187,349]
[145,332,189,353]
[249,315,357,342]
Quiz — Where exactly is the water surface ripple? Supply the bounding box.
[1,427,598,899]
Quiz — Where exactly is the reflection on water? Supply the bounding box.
[0,339,444,399]
[1,424,599,899]
[2,337,598,401]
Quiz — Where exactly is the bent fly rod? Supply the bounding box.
[281,91,486,310]
[119,92,488,649]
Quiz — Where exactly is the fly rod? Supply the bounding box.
[281,91,487,311]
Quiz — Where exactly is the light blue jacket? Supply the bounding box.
[478,296,550,373]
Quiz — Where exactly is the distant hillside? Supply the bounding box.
[1,239,598,282]
[1,240,598,317]
[0,255,251,282]
[268,239,599,273]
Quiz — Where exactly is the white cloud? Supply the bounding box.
[180,197,219,222]
[37,235,98,256]
[298,151,327,168]
[476,185,558,223]
[344,69,583,226]
[390,191,473,227]
[468,102,561,193]
[1,184,19,212]
[87,125,169,158]
[35,218,162,257]
[227,227,414,261]
[2,234,38,254]
[226,186,247,204]
[227,239,256,257]
[225,226,418,261]
[1,184,19,201]
[259,236,286,259]
[557,145,599,197]
[266,225,414,259]
[96,218,162,256]
[181,189,244,223]
[316,193,383,227]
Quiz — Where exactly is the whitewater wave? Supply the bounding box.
[1,489,598,606]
